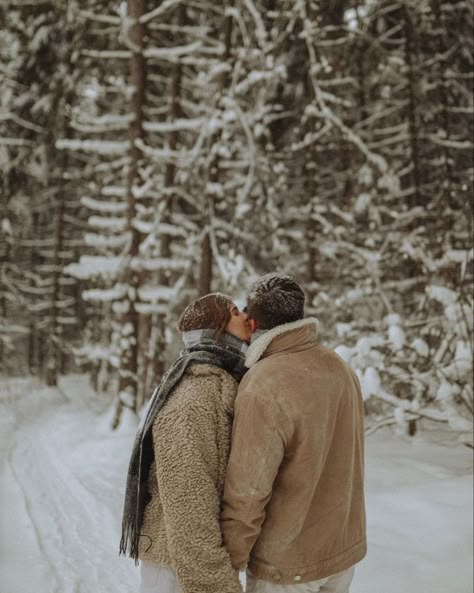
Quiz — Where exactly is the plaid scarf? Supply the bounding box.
[119,331,247,562]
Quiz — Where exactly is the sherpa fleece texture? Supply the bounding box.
[139,363,242,593]
[222,319,367,585]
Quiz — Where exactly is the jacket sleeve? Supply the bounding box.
[221,388,285,569]
[153,393,242,593]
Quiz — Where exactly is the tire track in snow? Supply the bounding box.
[5,444,62,593]
[8,429,87,593]
[5,384,138,593]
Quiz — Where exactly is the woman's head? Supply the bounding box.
[178,293,251,342]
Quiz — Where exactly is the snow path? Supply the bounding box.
[0,376,472,593]
[0,377,139,593]
[352,432,473,593]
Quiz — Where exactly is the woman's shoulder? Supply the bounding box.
[182,363,238,397]
[185,362,236,382]
[152,364,237,436]
[168,363,237,407]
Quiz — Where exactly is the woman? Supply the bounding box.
[120,293,251,593]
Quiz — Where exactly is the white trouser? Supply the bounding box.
[140,561,182,593]
[246,566,355,593]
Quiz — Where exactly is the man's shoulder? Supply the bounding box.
[238,353,303,402]
[313,343,352,368]
[246,342,346,372]
[241,343,354,392]
[241,356,283,387]
[237,361,281,405]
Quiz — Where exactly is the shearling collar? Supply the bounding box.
[245,317,319,368]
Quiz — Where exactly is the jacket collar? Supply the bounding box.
[245,317,319,368]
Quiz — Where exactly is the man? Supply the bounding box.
[221,273,366,593]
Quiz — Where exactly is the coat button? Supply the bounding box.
[294,575,302,581]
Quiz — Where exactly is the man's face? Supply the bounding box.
[241,306,258,334]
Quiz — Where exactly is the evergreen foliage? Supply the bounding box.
[1,0,472,435]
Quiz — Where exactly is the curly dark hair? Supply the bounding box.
[246,273,305,330]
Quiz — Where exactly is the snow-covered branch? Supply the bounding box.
[81,50,131,59]
[56,139,129,155]
[78,10,120,25]
[143,41,203,60]
[139,0,183,24]
[70,114,134,134]
[0,113,46,133]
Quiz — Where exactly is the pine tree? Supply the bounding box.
[0,1,86,379]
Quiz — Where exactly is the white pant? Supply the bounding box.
[246,566,355,593]
[140,561,182,593]
[140,561,354,593]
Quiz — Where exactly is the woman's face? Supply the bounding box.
[226,303,251,343]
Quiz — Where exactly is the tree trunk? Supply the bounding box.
[303,66,320,303]
[114,0,146,427]
[403,4,422,209]
[46,142,67,387]
[431,0,454,195]
[199,232,213,296]
[28,212,41,375]
[141,4,187,396]
[199,5,233,295]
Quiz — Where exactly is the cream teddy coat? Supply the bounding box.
[138,363,242,593]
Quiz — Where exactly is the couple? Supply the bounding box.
[120,273,366,593]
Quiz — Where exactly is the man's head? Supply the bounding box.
[246,273,305,331]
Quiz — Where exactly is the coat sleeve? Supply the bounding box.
[153,392,242,593]
[221,388,285,569]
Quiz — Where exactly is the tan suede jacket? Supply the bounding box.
[221,318,367,585]
[139,364,242,593]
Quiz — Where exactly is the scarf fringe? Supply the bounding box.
[119,521,140,565]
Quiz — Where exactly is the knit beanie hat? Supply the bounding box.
[178,293,233,339]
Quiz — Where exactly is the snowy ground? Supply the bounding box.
[1,376,472,593]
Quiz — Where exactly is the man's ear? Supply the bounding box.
[249,318,258,333]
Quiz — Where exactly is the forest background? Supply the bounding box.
[0,0,472,436]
